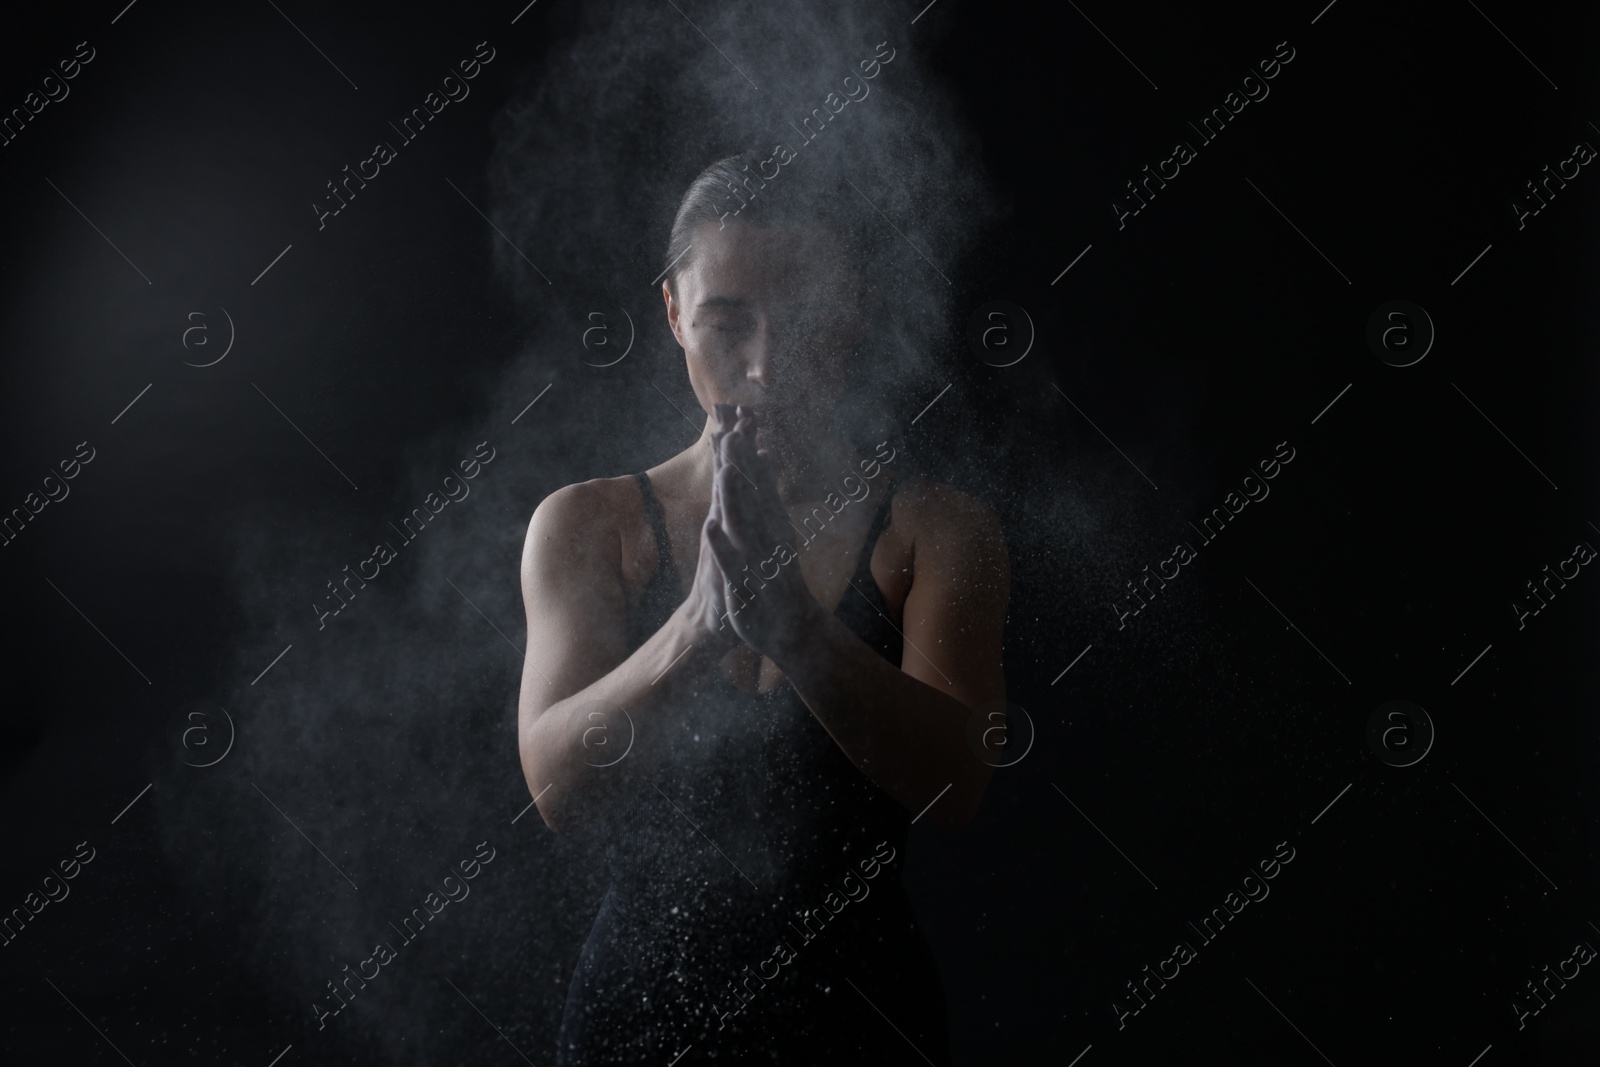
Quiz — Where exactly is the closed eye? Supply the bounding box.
[704,317,754,336]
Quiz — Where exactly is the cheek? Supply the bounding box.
[687,332,737,370]
[683,338,738,396]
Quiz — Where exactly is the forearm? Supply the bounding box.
[775,604,994,829]
[523,606,721,831]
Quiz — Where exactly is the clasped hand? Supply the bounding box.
[690,404,822,664]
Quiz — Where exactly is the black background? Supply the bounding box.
[2,1,1597,1064]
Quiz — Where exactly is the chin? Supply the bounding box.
[753,414,805,446]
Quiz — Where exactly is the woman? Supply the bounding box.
[517,152,1010,1064]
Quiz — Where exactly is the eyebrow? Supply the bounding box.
[696,296,844,311]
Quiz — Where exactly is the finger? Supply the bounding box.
[715,462,754,546]
[726,417,752,467]
[704,519,747,587]
[708,458,726,528]
[726,420,761,482]
[721,464,772,558]
[727,417,747,450]
[715,403,739,437]
[718,435,761,499]
[749,465,787,544]
[723,432,761,497]
[736,432,779,509]
[706,410,728,459]
[718,427,771,516]
[736,404,760,435]
[740,418,767,476]
[713,419,746,476]
[725,474,782,563]
[717,434,743,481]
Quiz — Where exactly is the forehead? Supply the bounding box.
[678,221,854,305]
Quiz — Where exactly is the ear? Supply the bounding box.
[663,281,686,347]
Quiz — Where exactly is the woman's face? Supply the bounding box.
[664,220,868,451]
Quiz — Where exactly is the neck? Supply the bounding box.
[772,440,852,503]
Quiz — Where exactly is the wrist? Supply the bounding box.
[672,595,739,659]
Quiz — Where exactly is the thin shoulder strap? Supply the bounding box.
[849,475,898,587]
[633,472,679,592]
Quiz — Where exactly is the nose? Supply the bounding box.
[745,351,770,387]
[743,318,773,388]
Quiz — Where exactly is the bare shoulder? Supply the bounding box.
[517,475,650,724]
[889,474,1006,553]
[521,474,644,589]
[874,474,1007,617]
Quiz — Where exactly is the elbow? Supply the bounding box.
[519,726,601,835]
[523,775,593,835]
[518,768,561,832]
[518,728,565,833]
[526,775,591,835]
[520,743,576,833]
[537,801,566,834]
[533,787,608,836]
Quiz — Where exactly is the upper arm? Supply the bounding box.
[896,481,1010,711]
[516,480,632,733]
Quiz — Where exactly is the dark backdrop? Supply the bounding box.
[2,1,1597,1064]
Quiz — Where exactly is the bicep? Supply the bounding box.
[897,497,1010,710]
[517,485,632,726]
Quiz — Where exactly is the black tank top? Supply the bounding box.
[604,469,910,909]
[560,469,954,1066]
